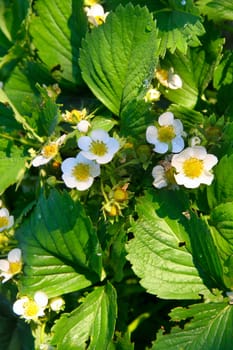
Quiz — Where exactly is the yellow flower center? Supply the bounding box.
[155,69,169,86]
[90,141,107,156]
[0,216,9,229]
[23,300,40,317]
[9,261,22,275]
[183,157,204,178]
[158,125,175,143]
[95,16,105,25]
[72,164,90,181]
[42,144,58,158]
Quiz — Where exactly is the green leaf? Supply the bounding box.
[16,189,102,297]
[126,190,210,299]
[210,202,233,288]
[0,144,27,195]
[197,0,233,22]
[120,99,155,137]
[52,283,117,350]
[158,50,199,108]
[0,292,34,350]
[213,51,233,117]
[30,0,87,86]
[207,154,233,209]
[156,8,205,57]
[153,301,233,350]
[79,4,159,116]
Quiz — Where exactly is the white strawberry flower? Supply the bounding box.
[171,146,218,188]
[32,135,66,167]
[146,112,184,154]
[155,68,182,90]
[61,153,100,191]
[78,129,120,164]
[0,248,22,283]
[85,4,109,26]
[13,291,48,321]
[0,208,14,232]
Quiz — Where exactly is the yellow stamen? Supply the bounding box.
[155,69,169,86]
[0,217,9,229]
[9,261,22,275]
[183,157,204,178]
[90,141,107,156]
[72,164,90,181]
[42,144,58,158]
[24,300,40,317]
[158,125,175,143]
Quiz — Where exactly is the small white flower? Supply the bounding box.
[77,120,91,133]
[61,153,100,191]
[0,248,22,283]
[146,112,184,154]
[78,129,120,164]
[144,88,161,103]
[152,165,168,189]
[155,68,182,90]
[85,4,109,26]
[13,291,48,321]
[49,296,65,312]
[0,208,14,232]
[32,135,66,167]
[171,146,218,188]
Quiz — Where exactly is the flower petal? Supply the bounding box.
[8,248,21,262]
[158,112,174,125]
[204,154,218,170]
[171,136,184,153]
[154,142,168,154]
[91,129,109,142]
[146,126,158,144]
[34,291,48,307]
[78,136,92,151]
[0,259,10,272]
[13,297,29,316]
[32,155,51,167]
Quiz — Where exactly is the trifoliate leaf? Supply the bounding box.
[79,4,159,116]
[155,7,205,57]
[52,283,117,350]
[126,190,210,299]
[197,0,233,22]
[30,0,86,86]
[16,189,102,298]
[153,301,233,350]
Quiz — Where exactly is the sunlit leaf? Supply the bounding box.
[153,301,233,349]
[79,4,159,116]
[155,7,205,57]
[16,189,102,298]
[126,190,210,299]
[52,283,117,350]
[30,0,87,86]
[197,0,233,22]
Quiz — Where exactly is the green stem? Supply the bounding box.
[0,132,40,148]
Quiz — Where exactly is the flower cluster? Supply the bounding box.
[61,129,120,191]
[13,291,65,322]
[146,112,218,189]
